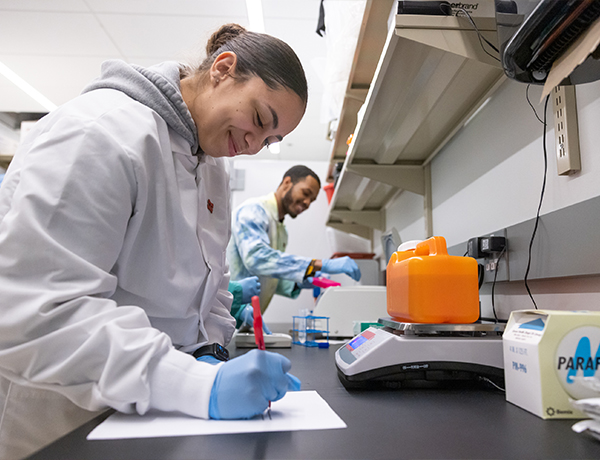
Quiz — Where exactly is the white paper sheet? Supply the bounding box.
[87,391,346,440]
[541,16,600,100]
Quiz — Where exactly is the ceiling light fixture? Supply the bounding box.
[268,142,280,154]
[0,61,57,112]
[245,0,265,33]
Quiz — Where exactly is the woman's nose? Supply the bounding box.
[245,132,264,155]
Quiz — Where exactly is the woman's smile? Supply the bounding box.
[228,132,240,157]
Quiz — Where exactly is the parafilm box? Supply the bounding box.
[503,310,600,419]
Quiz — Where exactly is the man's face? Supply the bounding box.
[281,176,320,218]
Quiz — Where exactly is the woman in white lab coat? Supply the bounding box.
[0,23,306,460]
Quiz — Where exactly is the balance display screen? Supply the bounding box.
[348,335,367,350]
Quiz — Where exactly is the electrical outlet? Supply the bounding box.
[482,229,509,283]
[552,85,581,176]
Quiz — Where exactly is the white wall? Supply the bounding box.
[229,159,340,332]
[384,189,426,243]
[385,78,600,320]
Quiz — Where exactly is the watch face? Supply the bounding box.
[215,344,229,361]
[193,344,229,361]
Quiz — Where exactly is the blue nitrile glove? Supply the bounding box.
[321,256,361,281]
[209,349,302,419]
[196,355,222,365]
[238,276,261,304]
[297,271,322,289]
[240,304,272,335]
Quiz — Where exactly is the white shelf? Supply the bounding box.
[327,13,506,238]
[327,0,396,180]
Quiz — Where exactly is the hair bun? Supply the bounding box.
[206,23,248,56]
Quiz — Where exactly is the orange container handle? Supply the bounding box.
[414,236,448,256]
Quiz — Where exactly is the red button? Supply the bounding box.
[362,330,375,340]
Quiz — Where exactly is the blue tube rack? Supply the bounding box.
[292,314,330,348]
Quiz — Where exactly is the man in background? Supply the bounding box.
[227,165,361,330]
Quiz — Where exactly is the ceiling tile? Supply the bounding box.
[97,13,248,60]
[86,0,247,16]
[0,11,121,56]
[0,0,89,12]
[266,17,325,61]
[1,54,111,107]
[263,0,321,20]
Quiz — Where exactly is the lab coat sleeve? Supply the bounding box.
[231,203,310,284]
[228,281,247,328]
[202,268,235,346]
[0,113,215,419]
[228,281,244,313]
[275,279,301,299]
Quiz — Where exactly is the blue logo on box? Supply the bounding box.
[555,327,600,400]
[557,336,600,383]
[519,318,545,331]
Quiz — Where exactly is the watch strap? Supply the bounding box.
[192,343,229,361]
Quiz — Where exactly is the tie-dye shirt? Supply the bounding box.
[227,192,310,311]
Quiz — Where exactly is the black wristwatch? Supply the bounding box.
[192,343,229,362]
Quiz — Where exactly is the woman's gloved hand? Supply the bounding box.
[209,349,301,419]
[240,304,272,335]
[321,257,361,281]
[196,355,222,365]
[238,276,261,304]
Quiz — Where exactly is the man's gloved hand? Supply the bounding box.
[209,349,302,419]
[297,271,322,289]
[238,276,261,304]
[321,256,361,281]
[240,304,272,335]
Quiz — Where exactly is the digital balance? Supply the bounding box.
[335,317,505,389]
[336,236,506,389]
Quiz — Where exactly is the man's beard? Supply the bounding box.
[282,187,298,218]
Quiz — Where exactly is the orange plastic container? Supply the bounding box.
[386,236,479,324]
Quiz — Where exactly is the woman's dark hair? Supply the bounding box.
[282,165,321,188]
[195,23,308,107]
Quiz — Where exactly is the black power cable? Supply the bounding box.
[491,246,507,322]
[457,8,501,62]
[523,94,551,309]
[526,84,544,124]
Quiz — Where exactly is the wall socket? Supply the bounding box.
[482,229,509,284]
[552,85,581,176]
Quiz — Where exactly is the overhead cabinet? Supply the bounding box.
[327,13,507,238]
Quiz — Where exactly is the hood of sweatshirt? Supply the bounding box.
[82,60,200,155]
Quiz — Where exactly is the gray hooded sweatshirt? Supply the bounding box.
[83,59,200,154]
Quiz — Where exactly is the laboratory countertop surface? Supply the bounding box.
[27,344,600,460]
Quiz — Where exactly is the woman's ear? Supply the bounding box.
[210,52,237,85]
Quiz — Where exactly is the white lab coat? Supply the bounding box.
[0,88,235,459]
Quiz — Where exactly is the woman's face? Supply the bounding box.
[183,53,305,158]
